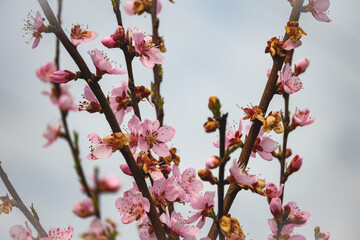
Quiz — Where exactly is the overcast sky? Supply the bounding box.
[0,0,359,239]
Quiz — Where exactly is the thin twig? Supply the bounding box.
[151,0,165,126]
[111,0,142,121]
[38,1,166,238]
[0,164,48,238]
[279,50,295,202]
[51,0,100,218]
[217,113,228,240]
[207,1,304,238]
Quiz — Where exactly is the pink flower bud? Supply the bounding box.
[72,197,95,218]
[294,58,310,76]
[270,197,283,220]
[205,156,221,169]
[50,70,76,83]
[101,36,118,48]
[120,164,132,176]
[287,154,303,174]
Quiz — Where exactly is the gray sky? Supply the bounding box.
[0,0,359,239]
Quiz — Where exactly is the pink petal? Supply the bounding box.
[260,136,279,152]
[314,0,330,12]
[258,150,274,161]
[93,144,113,159]
[313,12,331,22]
[123,1,135,16]
[32,37,41,49]
[152,143,170,157]
[84,86,97,103]
[156,125,175,142]
[87,133,102,143]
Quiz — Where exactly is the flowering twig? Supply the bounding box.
[0,163,48,238]
[207,0,305,238]
[151,0,165,126]
[38,1,166,238]
[51,0,100,219]
[111,0,142,121]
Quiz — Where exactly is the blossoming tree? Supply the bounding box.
[0,0,332,239]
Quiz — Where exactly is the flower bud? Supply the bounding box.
[205,156,221,169]
[219,215,245,239]
[208,96,221,118]
[50,70,77,83]
[72,198,95,218]
[294,58,310,76]
[198,169,217,184]
[285,148,292,158]
[101,36,118,48]
[204,119,219,133]
[287,154,303,175]
[270,197,283,220]
[120,164,132,176]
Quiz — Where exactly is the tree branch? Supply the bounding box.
[38,1,166,238]
[0,164,48,238]
[207,1,304,238]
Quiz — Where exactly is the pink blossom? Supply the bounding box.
[70,25,98,46]
[88,218,115,237]
[294,58,310,76]
[79,86,101,113]
[268,219,295,239]
[43,121,62,147]
[284,201,310,226]
[87,133,112,160]
[9,221,33,240]
[287,155,303,174]
[115,189,150,225]
[229,159,258,185]
[43,85,78,112]
[307,0,331,22]
[292,108,315,127]
[109,81,133,125]
[39,225,74,240]
[246,126,279,161]
[88,48,127,77]
[50,70,77,84]
[131,27,165,68]
[214,119,243,150]
[278,63,303,94]
[150,177,180,210]
[98,174,121,192]
[73,197,95,218]
[139,223,156,240]
[24,11,46,49]
[317,231,330,240]
[187,191,215,228]
[171,165,203,202]
[265,182,283,203]
[160,211,201,240]
[138,118,175,157]
[36,62,57,83]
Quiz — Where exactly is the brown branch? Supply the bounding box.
[151,0,165,126]
[217,113,228,240]
[38,1,166,238]
[207,0,304,238]
[0,164,48,238]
